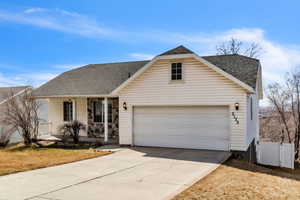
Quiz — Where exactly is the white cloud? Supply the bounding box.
[15,72,58,86]
[0,73,22,86]
[0,72,59,87]
[129,53,154,60]
[0,8,112,38]
[0,62,87,87]
[50,64,86,70]
[24,8,46,14]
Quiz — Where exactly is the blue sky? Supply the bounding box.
[0,0,299,95]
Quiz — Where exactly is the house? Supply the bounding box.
[0,86,31,144]
[34,46,263,157]
[0,86,49,144]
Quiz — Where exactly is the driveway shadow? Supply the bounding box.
[129,146,300,181]
[129,146,231,164]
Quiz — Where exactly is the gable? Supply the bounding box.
[119,57,247,98]
[114,53,256,95]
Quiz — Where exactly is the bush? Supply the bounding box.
[58,120,86,144]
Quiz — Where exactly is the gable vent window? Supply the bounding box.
[63,101,73,122]
[171,63,182,80]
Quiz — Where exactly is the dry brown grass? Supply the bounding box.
[173,159,300,200]
[0,143,111,176]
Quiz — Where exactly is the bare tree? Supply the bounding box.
[0,127,15,147]
[216,38,262,58]
[286,69,300,158]
[267,83,292,142]
[266,67,300,158]
[0,90,40,146]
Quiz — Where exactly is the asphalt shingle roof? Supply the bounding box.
[34,61,150,97]
[202,54,259,89]
[159,45,194,56]
[34,46,260,97]
[0,86,29,103]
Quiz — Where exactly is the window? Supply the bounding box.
[171,63,182,80]
[93,100,113,123]
[250,97,253,120]
[63,101,73,122]
[93,101,103,122]
[108,103,113,123]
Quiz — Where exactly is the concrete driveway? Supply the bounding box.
[0,147,230,200]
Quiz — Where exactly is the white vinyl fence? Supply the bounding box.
[257,141,294,169]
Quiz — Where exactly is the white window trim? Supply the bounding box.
[169,61,185,84]
[63,101,73,122]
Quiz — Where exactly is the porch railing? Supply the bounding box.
[38,122,52,136]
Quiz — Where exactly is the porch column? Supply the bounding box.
[104,97,108,142]
[72,99,76,120]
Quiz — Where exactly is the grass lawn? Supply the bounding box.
[0,143,111,176]
[173,159,300,200]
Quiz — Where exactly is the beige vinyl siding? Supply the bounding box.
[48,98,87,135]
[119,57,249,151]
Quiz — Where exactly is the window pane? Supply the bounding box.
[171,74,177,80]
[177,67,182,74]
[93,101,102,122]
[172,68,177,74]
[69,103,73,121]
[177,74,182,80]
[63,102,67,121]
[108,104,113,123]
[64,102,73,121]
[171,63,182,80]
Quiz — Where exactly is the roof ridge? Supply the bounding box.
[202,54,259,61]
[0,85,30,89]
[65,60,150,73]
[89,60,150,65]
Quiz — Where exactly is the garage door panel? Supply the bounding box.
[134,117,228,128]
[133,106,230,151]
[135,135,229,151]
[134,129,228,138]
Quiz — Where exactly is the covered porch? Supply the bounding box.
[44,97,119,144]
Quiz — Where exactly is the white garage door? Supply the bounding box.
[133,106,230,151]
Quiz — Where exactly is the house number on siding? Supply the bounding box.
[231,112,239,124]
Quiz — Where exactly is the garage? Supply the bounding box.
[133,106,230,151]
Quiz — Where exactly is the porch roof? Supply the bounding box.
[33,61,149,97]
